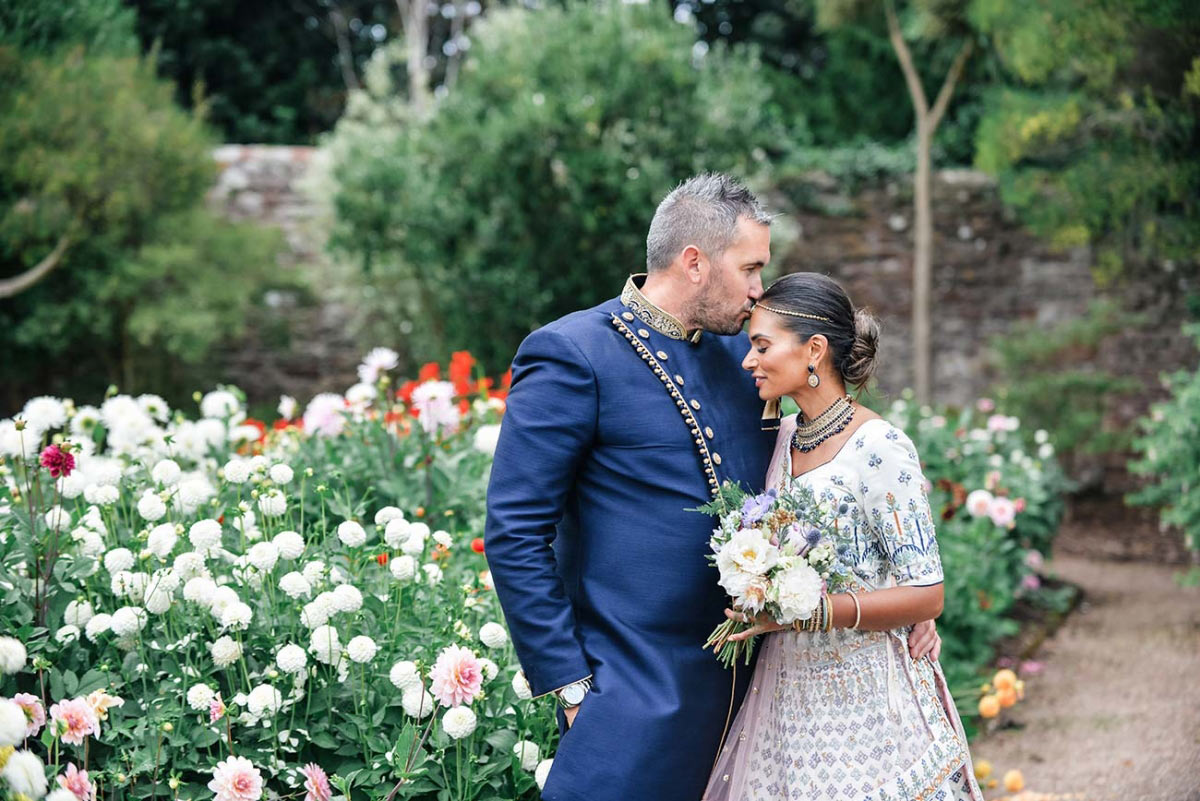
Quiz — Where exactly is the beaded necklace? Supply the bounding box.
[790,394,855,453]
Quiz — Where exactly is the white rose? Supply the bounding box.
[389,660,421,691]
[279,572,312,599]
[479,622,508,649]
[187,683,216,711]
[1,749,47,797]
[146,523,178,558]
[267,531,302,561]
[269,464,294,485]
[346,635,377,664]
[511,671,533,700]
[210,635,243,668]
[337,521,367,548]
[384,518,412,549]
[276,644,308,674]
[401,687,434,718]
[512,740,540,772]
[770,561,824,624]
[441,706,477,739]
[535,759,554,790]
[151,459,181,485]
[389,554,416,581]
[375,506,404,526]
[137,491,167,522]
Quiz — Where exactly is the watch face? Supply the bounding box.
[562,684,586,705]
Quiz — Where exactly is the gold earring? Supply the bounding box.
[807,365,820,388]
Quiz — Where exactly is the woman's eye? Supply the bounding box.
[756,347,767,354]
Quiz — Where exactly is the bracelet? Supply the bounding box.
[848,591,862,630]
[823,594,834,633]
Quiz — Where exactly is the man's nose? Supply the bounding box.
[748,276,763,300]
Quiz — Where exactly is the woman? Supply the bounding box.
[703,272,984,801]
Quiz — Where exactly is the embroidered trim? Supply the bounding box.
[610,313,720,495]
[621,274,700,342]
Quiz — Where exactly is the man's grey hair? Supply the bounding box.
[645,173,771,273]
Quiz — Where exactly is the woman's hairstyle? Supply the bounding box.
[755,272,880,388]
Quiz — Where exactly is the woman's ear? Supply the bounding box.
[807,334,830,368]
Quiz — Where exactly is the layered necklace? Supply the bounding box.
[791,394,855,453]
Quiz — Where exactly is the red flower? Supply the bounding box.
[272,419,293,431]
[418,362,441,382]
[40,444,75,478]
[376,553,389,566]
[470,537,485,554]
[243,418,267,442]
[449,351,476,384]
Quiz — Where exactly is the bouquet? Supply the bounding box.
[697,482,854,667]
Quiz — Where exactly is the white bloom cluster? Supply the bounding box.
[346,635,377,664]
[513,740,540,772]
[187,683,216,711]
[257,489,287,518]
[210,635,243,668]
[479,622,508,649]
[309,626,341,665]
[0,636,27,674]
[276,644,308,674]
[769,559,824,624]
[441,706,477,739]
[402,687,434,718]
[389,660,421,691]
[337,520,367,547]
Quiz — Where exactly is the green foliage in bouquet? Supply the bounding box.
[1128,323,1200,578]
[323,0,791,371]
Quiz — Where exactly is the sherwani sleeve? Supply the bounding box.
[484,326,596,698]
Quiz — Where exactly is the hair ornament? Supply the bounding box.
[754,302,832,324]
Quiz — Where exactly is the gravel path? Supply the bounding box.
[973,554,1200,801]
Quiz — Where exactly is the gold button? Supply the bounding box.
[674,374,685,385]
[637,328,650,338]
[712,453,722,465]
[656,350,669,360]
[705,427,714,438]
[690,399,701,410]
[621,312,634,321]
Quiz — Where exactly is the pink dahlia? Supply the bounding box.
[208,755,263,801]
[299,762,332,801]
[988,496,1017,529]
[58,762,94,800]
[40,444,75,478]
[49,697,99,746]
[429,644,483,708]
[11,692,46,737]
[210,693,227,723]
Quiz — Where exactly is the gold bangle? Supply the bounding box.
[823,594,834,633]
[848,591,862,630]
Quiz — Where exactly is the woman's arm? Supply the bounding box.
[723,583,944,643]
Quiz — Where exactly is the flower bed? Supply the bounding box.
[0,358,1067,799]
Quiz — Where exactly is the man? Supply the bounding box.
[485,174,939,801]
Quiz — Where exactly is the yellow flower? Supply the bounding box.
[0,744,13,769]
[87,689,125,721]
[974,759,992,780]
[978,694,1001,719]
[1015,679,1026,700]
[997,687,1019,708]
[1004,769,1025,793]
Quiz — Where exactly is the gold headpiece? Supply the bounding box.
[753,302,832,324]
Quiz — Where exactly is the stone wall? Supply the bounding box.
[213,147,1196,488]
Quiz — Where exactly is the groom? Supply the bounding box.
[484,174,935,801]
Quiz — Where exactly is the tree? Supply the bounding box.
[0,2,285,407]
[972,0,1199,286]
[322,1,791,370]
[816,0,976,403]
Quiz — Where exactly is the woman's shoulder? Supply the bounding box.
[848,417,920,464]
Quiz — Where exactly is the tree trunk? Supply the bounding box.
[396,0,431,115]
[913,121,933,403]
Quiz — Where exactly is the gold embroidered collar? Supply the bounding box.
[620,274,702,344]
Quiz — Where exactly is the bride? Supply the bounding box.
[703,272,985,801]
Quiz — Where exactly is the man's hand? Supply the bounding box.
[564,704,580,729]
[909,619,941,661]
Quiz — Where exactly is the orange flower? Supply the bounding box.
[993,669,1017,691]
[1003,769,1024,793]
[974,759,992,780]
[431,544,450,561]
[996,687,1018,708]
[978,694,1001,718]
[416,507,426,518]
[376,553,389,566]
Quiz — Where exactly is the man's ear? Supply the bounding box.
[681,245,704,285]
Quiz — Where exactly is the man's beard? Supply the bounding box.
[689,285,750,335]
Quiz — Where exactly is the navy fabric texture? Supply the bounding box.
[484,296,774,801]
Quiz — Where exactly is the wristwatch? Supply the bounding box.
[554,678,592,709]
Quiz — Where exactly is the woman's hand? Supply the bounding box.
[908,619,942,661]
[722,608,787,643]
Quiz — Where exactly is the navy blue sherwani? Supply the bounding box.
[485,276,776,801]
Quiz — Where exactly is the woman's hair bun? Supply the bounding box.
[842,308,879,388]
